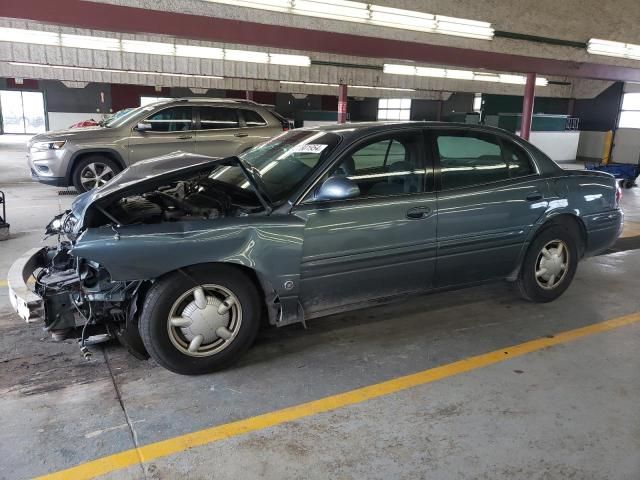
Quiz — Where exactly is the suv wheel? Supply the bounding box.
[72,156,120,192]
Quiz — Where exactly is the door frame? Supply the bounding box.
[0,89,48,135]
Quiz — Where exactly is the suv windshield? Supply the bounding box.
[104,105,156,128]
[212,130,341,204]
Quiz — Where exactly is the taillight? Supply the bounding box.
[615,182,622,206]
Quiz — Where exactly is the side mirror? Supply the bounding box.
[135,122,152,132]
[314,176,360,202]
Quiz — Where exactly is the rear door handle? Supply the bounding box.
[177,135,193,140]
[234,132,249,137]
[406,206,431,219]
[526,191,544,201]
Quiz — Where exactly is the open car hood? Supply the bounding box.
[70,152,261,227]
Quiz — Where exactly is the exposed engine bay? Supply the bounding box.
[85,172,263,229]
[36,168,264,358]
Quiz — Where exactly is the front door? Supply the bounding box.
[128,105,196,164]
[432,128,550,287]
[295,130,437,315]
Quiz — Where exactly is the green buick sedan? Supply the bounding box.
[8,122,623,374]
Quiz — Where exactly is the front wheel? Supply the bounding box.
[72,156,120,192]
[139,266,262,375]
[516,224,579,303]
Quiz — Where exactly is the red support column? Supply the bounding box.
[337,83,348,124]
[520,72,536,140]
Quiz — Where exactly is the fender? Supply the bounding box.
[71,215,307,325]
[65,148,127,181]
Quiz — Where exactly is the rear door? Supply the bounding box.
[431,128,550,287]
[195,106,246,157]
[128,106,196,163]
[295,129,438,314]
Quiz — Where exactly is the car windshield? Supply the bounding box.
[212,130,341,204]
[104,105,156,128]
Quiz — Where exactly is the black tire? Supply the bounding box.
[623,179,634,189]
[139,265,261,375]
[516,224,579,303]
[72,155,121,192]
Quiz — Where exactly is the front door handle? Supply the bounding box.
[406,206,431,219]
[234,132,249,137]
[526,191,544,201]
[177,135,193,140]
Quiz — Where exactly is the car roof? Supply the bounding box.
[300,121,514,137]
[149,97,263,107]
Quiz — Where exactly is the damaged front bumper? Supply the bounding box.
[7,247,51,323]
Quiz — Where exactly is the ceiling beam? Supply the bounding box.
[2,0,640,82]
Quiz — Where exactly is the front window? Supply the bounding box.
[212,130,341,204]
[104,105,155,128]
[145,107,193,132]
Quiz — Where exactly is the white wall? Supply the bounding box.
[528,131,580,162]
[611,129,640,164]
[47,112,102,132]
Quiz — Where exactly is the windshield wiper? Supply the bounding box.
[222,156,273,214]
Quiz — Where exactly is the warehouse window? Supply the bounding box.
[618,92,640,129]
[377,98,411,121]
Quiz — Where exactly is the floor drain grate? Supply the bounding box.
[57,190,78,196]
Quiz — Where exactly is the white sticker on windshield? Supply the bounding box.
[290,144,328,154]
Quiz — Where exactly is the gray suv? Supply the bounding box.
[27,98,286,192]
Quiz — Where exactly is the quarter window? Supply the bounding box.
[145,107,193,132]
[435,131,533,190]
[331,132,425,197]
[199,107,239,130]
[242,109,268,127]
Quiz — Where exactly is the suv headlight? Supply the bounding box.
[31,141,66,152]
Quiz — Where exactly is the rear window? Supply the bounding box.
[242,109,268,127]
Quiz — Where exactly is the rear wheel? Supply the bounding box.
[516,224,579,303]
[72,155,120,192]
[139,265,261,375]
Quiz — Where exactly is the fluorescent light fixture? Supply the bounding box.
[473,73,501,83]
[369,5,436,31]
[0,26,310,67]
[280,81,340,87]
[0,27,60,46]
[416,67,446,77]
[225,49,270,63]
[203,0,493,40]
[434,15,494,40]
[352,85,415,92]
[384,63,549,86]
[280,81,414,91]
[269,53,311,66]
[122,40,175,55]
[295,0,370,21]
[8,62,223,80]
[175,44,224,59]
[587,38,640,60]
[61,34,121,51]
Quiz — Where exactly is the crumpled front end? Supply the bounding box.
[7,227,147,356]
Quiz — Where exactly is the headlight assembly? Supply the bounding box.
[31,141,66,152]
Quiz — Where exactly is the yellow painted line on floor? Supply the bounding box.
[33,311,640,480]
[621,221,640,239]
[0,279,6,287]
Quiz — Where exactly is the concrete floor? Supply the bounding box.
[1,136,640,479]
